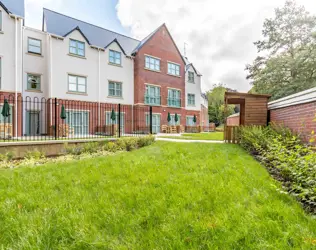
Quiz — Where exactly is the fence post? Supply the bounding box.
[54,98,57,140]
[149,106,153,134]
[118,103,121,138]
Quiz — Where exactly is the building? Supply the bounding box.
[0,0,207,137]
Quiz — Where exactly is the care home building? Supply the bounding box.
[0,0,208,137]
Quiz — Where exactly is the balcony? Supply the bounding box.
[144,94,161,106]
[167,98,181,108]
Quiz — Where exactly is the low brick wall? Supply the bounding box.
[226,113,240,126]
[268,87,316,143]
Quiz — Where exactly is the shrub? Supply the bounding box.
[24,150,45,160]
[240,125,316,213]
[137,135,155,147]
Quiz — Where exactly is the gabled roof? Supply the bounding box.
[63,26,91,45]
[104,38,127,55]
[132,23,186,65]
[43,8,140,55]
[0,0,25,18]
[183,56,202,76]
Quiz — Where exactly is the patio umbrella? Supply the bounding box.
[1,99,10,121]
[174,113,179,124]
[167,112,171,123]
[111,109,116,123]
[193,114,197,124]
[60,105,67,120]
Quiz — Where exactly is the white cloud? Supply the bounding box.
[116,0,316,92]
[25,0,62,29]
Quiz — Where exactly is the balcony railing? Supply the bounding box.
[167,98,181,108]
[144,94,161,106]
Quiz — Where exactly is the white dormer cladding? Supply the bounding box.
[22,27,134,104]
[185,64,201,111]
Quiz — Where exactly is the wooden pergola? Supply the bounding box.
[224,92,271,143]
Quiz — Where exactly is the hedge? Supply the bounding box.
[239,125,316,214]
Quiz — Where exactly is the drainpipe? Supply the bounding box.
[14,17,18,137]
[98,49,101,127]
[48,34,53,125]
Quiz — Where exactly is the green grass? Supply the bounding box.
[159,132,224,141]
[1,142,316,249]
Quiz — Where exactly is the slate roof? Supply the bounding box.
[43,8,140,55]
[183,56,202,76]
[0,0,25,18]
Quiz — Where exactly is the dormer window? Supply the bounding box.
[188,72,194,83]
[69,39,85,57]
[109,50,121,65]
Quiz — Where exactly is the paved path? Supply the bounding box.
[156,138,224,143]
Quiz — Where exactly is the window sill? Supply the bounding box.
[107,95,123,99]
[108,62,122,67]
[25,89,43,93]
[66,92,88,96]
[167,73,181,78]
[144,68,161,73]
[167,106,182,109]
[68,53,86,59]
[144,103,161,106]
[187,105,196,107]
[188,81,195,84]
[26,52,44,57]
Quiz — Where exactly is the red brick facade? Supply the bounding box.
[270,102,316,142]
[133,24,197,130]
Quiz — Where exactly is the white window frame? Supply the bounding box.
[145,55,160,71]
[109,50,121,65]
[188,72,194,83]
[168,62,180,76]
[187,93,195,106]
[28,37,42,55]
[108,81,122,97]
[69,39,85,57]
[27,73,41,91]
[68,75,87,93]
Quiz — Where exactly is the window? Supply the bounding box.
[68,75,86,93]
[186,116,195,126]
[0,11,2,31]
[69,39,85,57]
[168,62,180,76]
[145,85,160,105]
[168,89,181,107]
[188,72,194,83]
[108,81,122,97]
[109,50,121,65]
[188,94,195,106]
[28,38,42,54]
[145,56,160,71]
[27,74,41,91]
[65,111,89,135]
[169,114,181,126]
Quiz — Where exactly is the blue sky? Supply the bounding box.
[25,0,132,37]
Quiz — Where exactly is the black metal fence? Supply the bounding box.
[0,94,153,142]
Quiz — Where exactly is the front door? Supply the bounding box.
[27,111,40,136]
[66,111,89,135]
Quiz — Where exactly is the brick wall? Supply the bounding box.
[227,115,240,126]
[270,102,316,142]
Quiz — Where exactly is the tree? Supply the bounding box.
[207,83,235,126]
[246,0,316,100]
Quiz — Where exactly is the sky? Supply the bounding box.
[25,0,316,92]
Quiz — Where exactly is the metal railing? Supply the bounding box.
[0,94,154,142]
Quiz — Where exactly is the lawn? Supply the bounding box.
[159,132,224,141]
[1,142,316,249]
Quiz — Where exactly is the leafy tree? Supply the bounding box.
[207,84,235,125]
[246,0,316,100]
